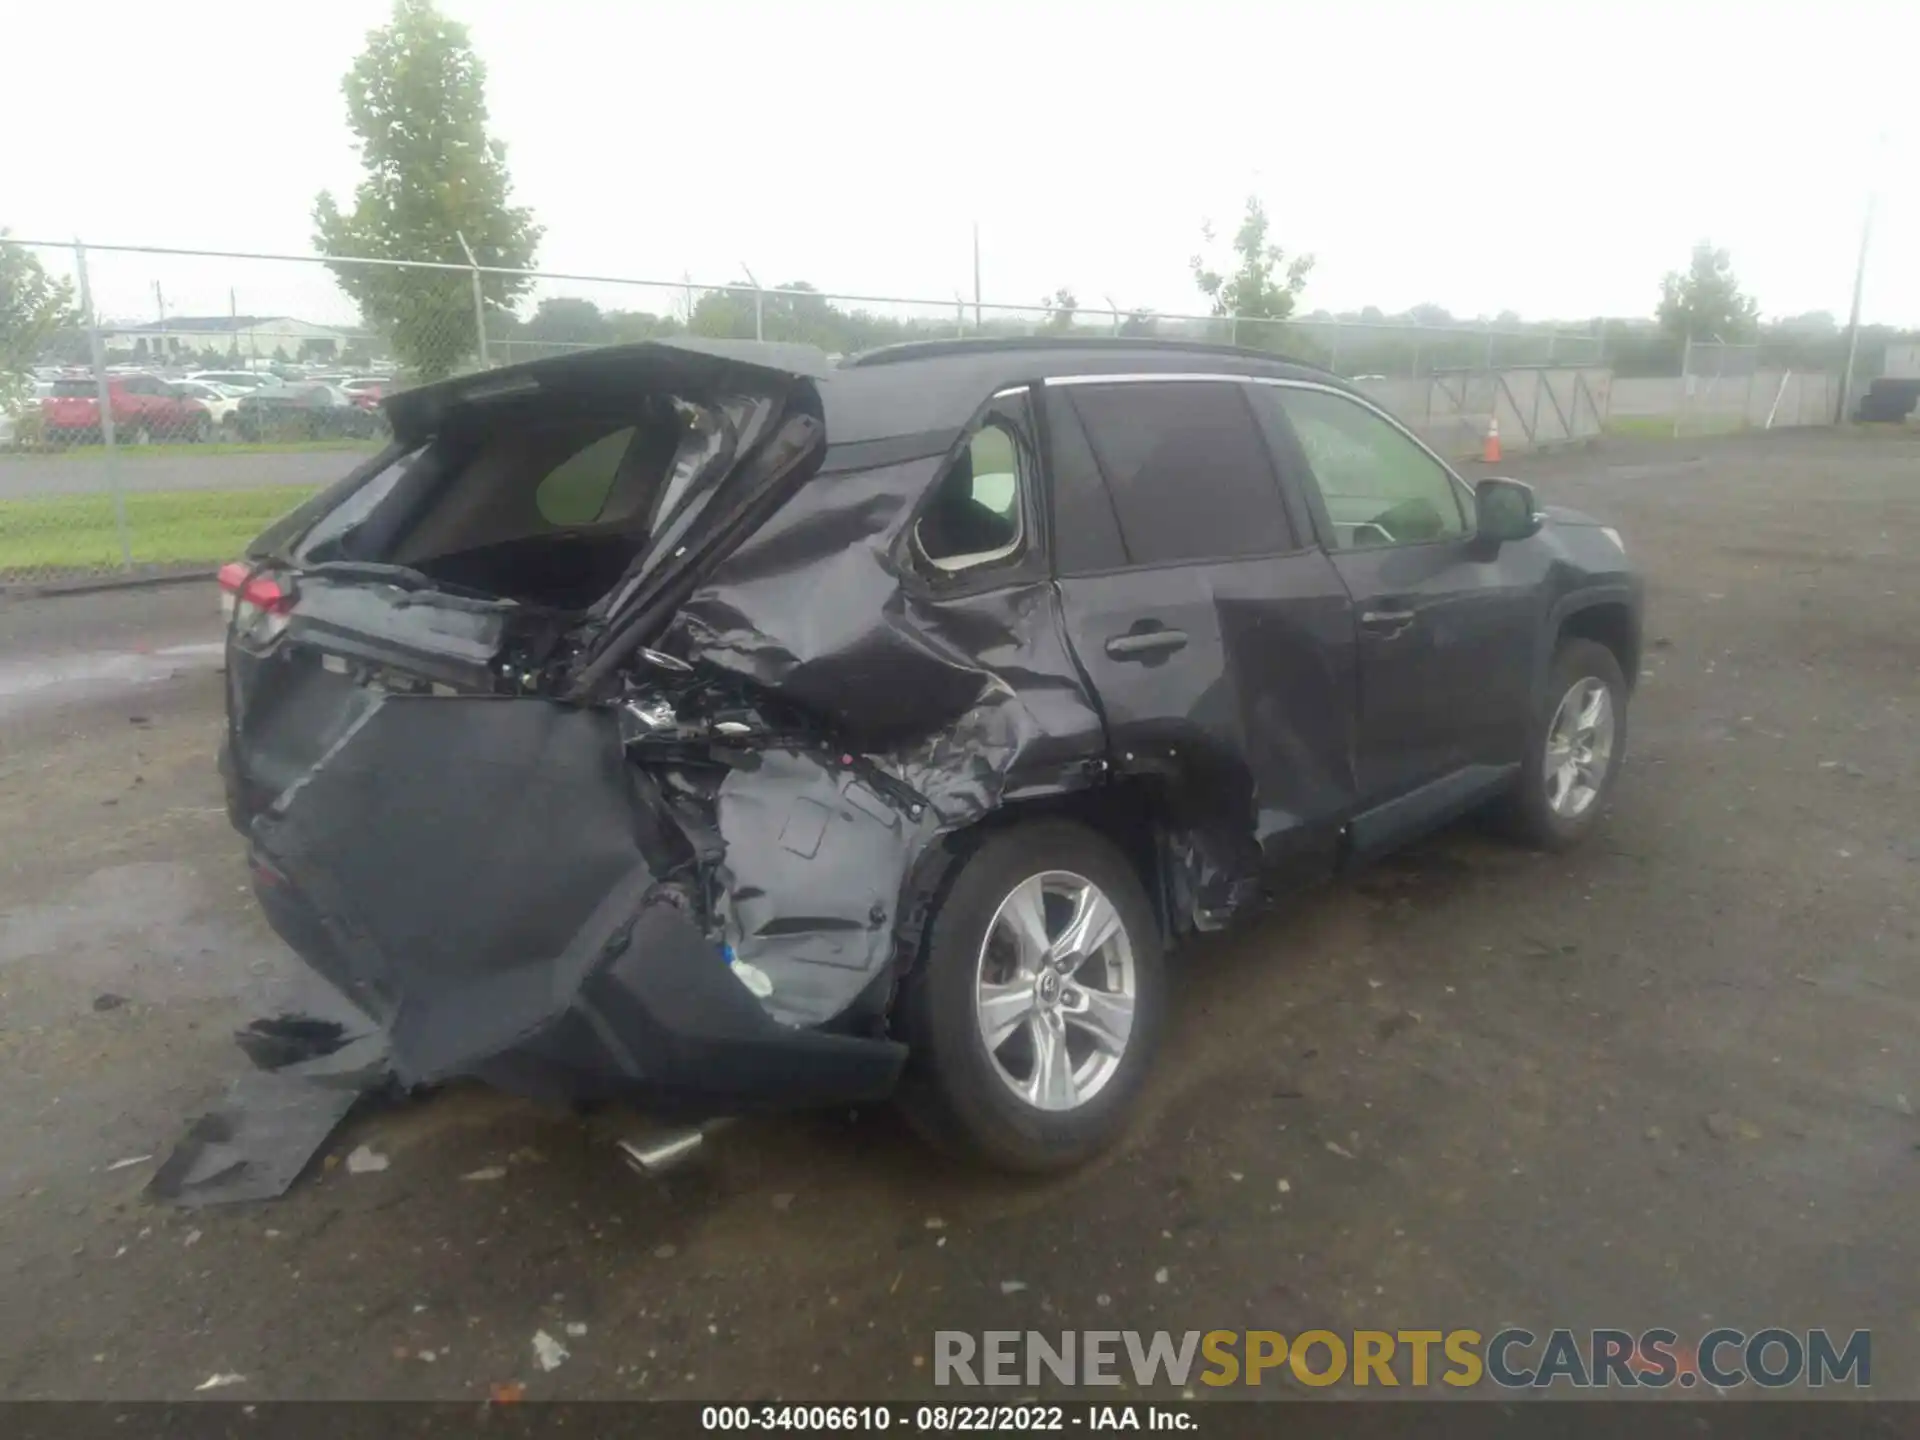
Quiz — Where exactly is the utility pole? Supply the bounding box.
[972,222,982,330]
[1834,132,1886,424]
[739,262,763,341]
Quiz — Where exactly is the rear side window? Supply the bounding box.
[535,427,635,525]
[1065,381,1293,564]
[52,379,93,397]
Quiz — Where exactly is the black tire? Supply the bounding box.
[1501,637,1629,850]
[895,820,1165,1172]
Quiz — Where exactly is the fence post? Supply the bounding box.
[73,241,132,572]
[455,232,490,369]
[1675,335,1692,439]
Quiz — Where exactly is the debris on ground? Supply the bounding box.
[1896,1094,1914,1117]
[489,1382,526,1405]
[1277,1178,1292,1193]
[148,1070,362,1209]
[653,1244,677,1259]
[1375,1011,1420,1041]
[564,1323,588,1338]
[345,1144,390,1175]
[924,1217,947,1230]
[233,1015,351,1071]
[1228,1171,1244,1182]
[1154,1268,1169,1284]
[184,1229,201,1247]
[531,1330,569,1372]
[999,1280,1027,1295]
[1702,1113,1762,1141]
[92,994,128,1013]
[461,1166,507,1182]
[1324,1141,1356,1160]
[104,1155,153,1172]
[194,1373,245,1391]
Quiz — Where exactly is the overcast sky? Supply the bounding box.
[5,0,1915,329]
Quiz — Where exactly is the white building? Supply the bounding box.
[102,316,353,363]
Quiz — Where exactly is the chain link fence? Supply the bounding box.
[0,234,1810,587]
[1596,339,1841,438]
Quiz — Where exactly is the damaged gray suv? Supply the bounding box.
[220,337,1641,1171]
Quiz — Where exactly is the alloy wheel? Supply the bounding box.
[1544,677,1615,818]
[974,871,1137,1112]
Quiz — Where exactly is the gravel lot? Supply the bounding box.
[0,429,1914,1401]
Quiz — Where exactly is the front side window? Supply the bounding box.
[915,405,1030,574]
[1261,386,1467,549]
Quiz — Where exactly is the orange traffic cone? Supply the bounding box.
[1482,415,1502,464]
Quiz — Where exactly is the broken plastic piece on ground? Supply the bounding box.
[345,1144,390,1174]
[193,1373,246,1391]
[618,1123,714,1177]
[489,1382,527,1405]
[148,1070,363,1208]
[531,1330,569,1372]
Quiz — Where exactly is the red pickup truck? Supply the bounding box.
[42,373,211,445]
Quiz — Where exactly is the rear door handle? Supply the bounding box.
[1106,629,1189,659]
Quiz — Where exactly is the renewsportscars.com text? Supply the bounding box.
[934,1328,1871,1390]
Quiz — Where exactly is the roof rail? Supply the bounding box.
[843,335,1343,379]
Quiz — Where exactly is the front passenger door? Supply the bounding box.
[1250,385,1534,815]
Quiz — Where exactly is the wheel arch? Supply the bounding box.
[887,779,1185,1002]
[1550,591,1640,692]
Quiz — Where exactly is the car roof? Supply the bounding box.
[822,337,1354,446]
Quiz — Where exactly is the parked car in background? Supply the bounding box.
[42,372,211,444]
[171,380,247,433]
[340,377,387,404]
[217,336,1642,1172]
[234,382,385,442]
[190,370,282,392]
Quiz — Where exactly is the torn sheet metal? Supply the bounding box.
[245,692,905,1104]
[221,353,1115,1114]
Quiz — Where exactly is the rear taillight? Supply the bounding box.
[219,560,295,639]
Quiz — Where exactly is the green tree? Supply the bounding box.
[1118,308,1159,338]
[1657,243,1759,344]
[1042,287,1078,333]
[521,296,613,346]
[313,0,541,380]
[1191,197,1313,344]
[0,233,78,407]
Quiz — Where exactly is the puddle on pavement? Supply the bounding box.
[0,641,225,719]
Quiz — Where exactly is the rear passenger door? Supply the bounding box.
[1043,377,1358,917]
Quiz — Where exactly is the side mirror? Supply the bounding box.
[1474,477,1541,544]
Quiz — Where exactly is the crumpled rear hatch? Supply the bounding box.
[221,341,913,1103]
